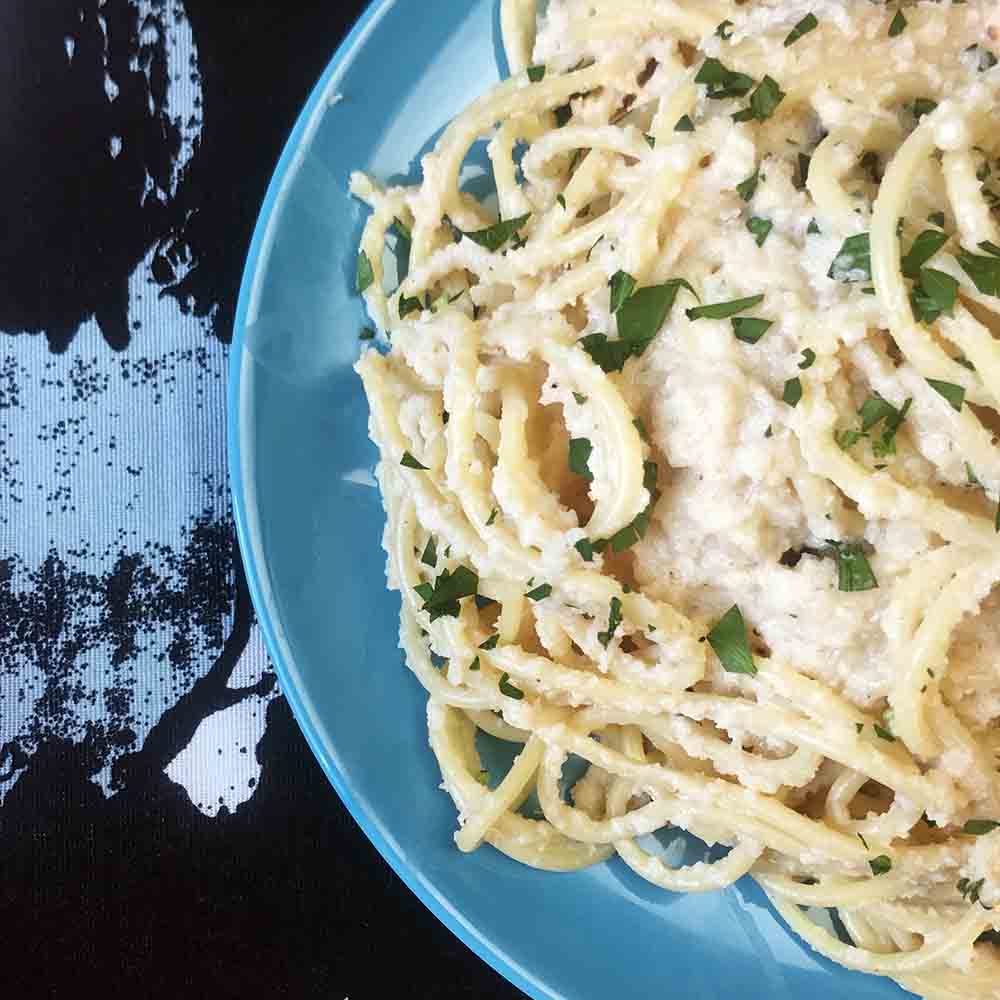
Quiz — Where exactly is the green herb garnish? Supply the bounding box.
[901,229,949,278]
[421,536,437,568]
[785,13,818,47]
[888,9,907,37]
[401,451,428,470]
[964,820,1000,835]
[911,267,959,324]
[957,249,1000,296]
[674,115,694,133]
[695,58,755,100]
[783,378,802,407]
[828,233,871,282]
[737,167,760,202]
[569,438,594,480]
[732,317,773,344]
[610,270,637,312]
[829,541,878,592]
[617,279,698,355]
[527,65,546,82]
[526,583,553,601]
[461,213,531,252]
[799,348,816,369]
[479,634,500,651]
[414,565,479,621]
[687,294,764,321]
[926,378,965,411]
[706,605,757,676]
[356,251,375,293]
[499,673,524,699]
[597,596,623,648]
[359,327,376,341]
[575,538,595,562]
[747,217,773,247]
[869,855,892,876]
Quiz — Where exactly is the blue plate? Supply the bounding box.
[228,3,906,998]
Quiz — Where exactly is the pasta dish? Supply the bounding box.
[351,2,1000,996]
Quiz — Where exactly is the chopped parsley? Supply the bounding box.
[808,218,821,235]
[468,656,480,672]
[392,217,412,242]
[783,377,803,407]
[888,9,907,37]
[401,451,428,470]
[858,394,911,458]
[617,278,698,354]
[573,392,588,405]
[829,541,878,592]
[610,270,637,312]
[608,461,660,552]
[557,194,567,210]
[911,267,959,324]
[956,248,1000,296]
[674,115,695,133]
[527,64,546,82]
[526,583,553,601]
[715,20,734,40]
[746,76,786,121]
[356,250,375,293]
[420,536,437,568]
[414,565,479,622]
[359,327,376,341]
[912,98,938,121]
[732,317,773,344]
[737,167,760,202]
[797,152,811,190]
[580,333,632,374]
[874,723,896,742]
[901,229,949,279]
[836,429,865,451]
[695,58,755,100]
[926,378,965,412]
[398,294,424,319]
[687,294,764,321]
[828,233,871,282]
[498,673,524,700]
[479,634,500,651]
[575,538,595,562]
[706,605,757,676]
[799,348,817,370]
[869,855,892,876]
[747,217,773,247]
[597,596,623,648]
[461,213,531,252]
[486,508,498,527]
[980,240,1000,257]
[569,437,594,480]
[958,877,986,904]
[633,416,649,441]
[964,820,1000,835]
[784,13,818,47]
[928,211,946,228]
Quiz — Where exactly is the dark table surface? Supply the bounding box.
[0,2,518,996]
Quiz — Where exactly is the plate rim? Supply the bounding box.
[226,4,549,998]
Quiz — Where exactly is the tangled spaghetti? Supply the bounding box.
[352,2,1000,996]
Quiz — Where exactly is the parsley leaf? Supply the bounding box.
[797,153,811,190]
[610,270,637,312]
[527,64,546,82]
[747,76,785,121]
[421,536,437,568]
[808,218,821,235]
[572,392,588,405]
[901,229,949,279]
[964,819,1000,835]
[674,115,695,132]
[911,267,959,324]
[579,333,632,374]
[399,294,424,319]
[912,98,938,121]
[888,9,907,37]
[926,378,965,411]
[498,673,524,699]
[928,211,946,228]
[828,233,871,282]
[859,396,898,433]
[575,538,595,562]
[799,348,817,369]
[706,605,757,676]
[486,508,498,527]
[874,723,896,742]
[569,438,594,480]
[633,416,649,441]
[414,565,479,622]
[783,378,802,407]
[597,596,623,648]
[715,20,734,40]
[557,194,566,210]
[526,583,552,601]
[617,279,697,355]
[737,167,760,202]
[461,213,531,252]
[785,13,818,47]
[479,634,500,651]
[836,429,865,450]
[644,133,657,148]
[747,217,773,246]
[869,855,892,876]
[980,240,1000,257]
[695,58,755,99]
[607,461,660,552]
[356,251,375,293]
[829,541,878,592]
[732,317,773,344]
[401,451,428,470]
[687,294,764,321]
[957,249,1000,296]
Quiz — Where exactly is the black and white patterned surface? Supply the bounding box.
[0,3,515,995]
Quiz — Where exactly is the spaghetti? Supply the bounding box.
[352,2,1000,996]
